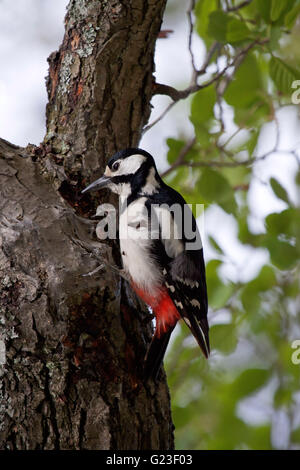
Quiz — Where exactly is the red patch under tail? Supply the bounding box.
[131,283,180,337]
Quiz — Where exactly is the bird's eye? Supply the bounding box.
[112,161,120,171]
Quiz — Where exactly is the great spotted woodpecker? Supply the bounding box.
[82,148,209,379]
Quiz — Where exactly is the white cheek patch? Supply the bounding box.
[116,154,146,176]
[104,155,146,177]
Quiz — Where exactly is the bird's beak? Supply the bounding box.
[81,175,110,194]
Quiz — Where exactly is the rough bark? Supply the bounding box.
[45,0,164,187]
[0,0,174,450]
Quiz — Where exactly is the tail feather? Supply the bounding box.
[144,328,174,381]
[183,315,210,358]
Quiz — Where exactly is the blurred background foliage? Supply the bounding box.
[161,0,300,450]
[0,0,300,452]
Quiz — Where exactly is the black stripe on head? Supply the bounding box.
[131,159,153,192]
[107,148,155,169]
[107,173,131,184]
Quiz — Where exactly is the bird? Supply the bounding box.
[82,148,209,380]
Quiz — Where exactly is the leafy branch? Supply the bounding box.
[144,0,267,135]
[226,0,253,13]
[163,0,300,451]
[162,112,300,177]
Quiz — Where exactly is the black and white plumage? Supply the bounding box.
[82,148,209,380]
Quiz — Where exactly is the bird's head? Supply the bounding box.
[82,148,161,197]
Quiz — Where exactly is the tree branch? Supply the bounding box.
[226,0,253,12]
[162,126,300,178]
[187,0,197,78]
[144,38,267,135]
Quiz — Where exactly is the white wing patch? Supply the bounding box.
[174,276,199,288]
[190,299,201,308]
[174,300,184,310]
[152,205,184,259]
[165,281,175,293]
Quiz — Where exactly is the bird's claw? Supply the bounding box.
[82,259,130,282]
[82,264,105,277]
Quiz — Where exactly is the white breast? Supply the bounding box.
[119,198,161,292]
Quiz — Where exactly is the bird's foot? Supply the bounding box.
[82,264,105,277]
[82,259,130,282]
[105,263,130,282]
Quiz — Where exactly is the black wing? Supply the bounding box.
[143,186,209,379]
[163,249,210,357]
[146,187,210,358]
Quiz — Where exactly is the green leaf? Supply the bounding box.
[270,177,290,204]
[191,86,216,125]
[266,208,300,238]
[254,265,277,291]
[195,0,218,46]
[241,265,277,314]
[271,0,289,21]
[206,259,234,309]
[210,323,238,354]
[222,165,250,188]
[263,237,299,270]
[246,129,260,154]
[226,16,251,43]
[165,166,189,190]
[285,2,300,28]
[172,404,196,428]
[284,277,300,298]
[231,369,270,399]
[254,0,272,23]
[255,0,296,24]
[269,25,282,49]
[291,427,300,444]
[274,386,293,408]
[166,138,185,164]
[207,10,228,42]
[270,56,300,95]
[247,425,272,450]
[234,102,271,127]
[197,168,237,214]
[265,211,288,236]
[241,285,261,314]
[193,123,212,147]
[224,53,264,108]
[238,210,264,247]
[207,11,250,44]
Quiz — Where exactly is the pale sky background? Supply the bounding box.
[0,0,299,448]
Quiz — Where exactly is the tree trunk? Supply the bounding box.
[0,0,174,450]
